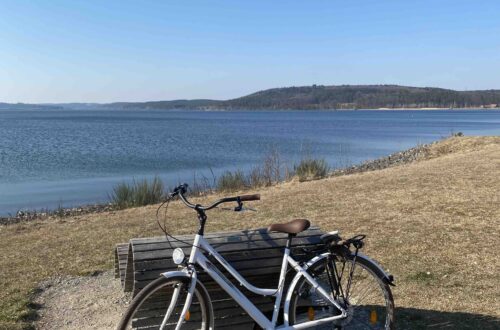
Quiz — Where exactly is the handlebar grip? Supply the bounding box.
[239,194,261,202]
[173,183,188,193]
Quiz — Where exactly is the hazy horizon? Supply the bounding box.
[2,83,500,105]
[1,1,500,103]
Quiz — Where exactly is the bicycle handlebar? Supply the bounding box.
[239,194,260,202]
[170,184,260,211]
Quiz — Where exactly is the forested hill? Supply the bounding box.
[0,103,62,110]
[3,85,500,110]
[109,99,221,110]
[108,85,500,110]
[224,85,500,109]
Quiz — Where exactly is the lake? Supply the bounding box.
[1,109,499,215]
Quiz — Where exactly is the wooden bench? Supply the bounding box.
[115,227,325,329]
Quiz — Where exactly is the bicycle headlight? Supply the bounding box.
[172,248,186,265]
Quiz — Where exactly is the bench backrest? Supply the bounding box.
[114,227,324,329]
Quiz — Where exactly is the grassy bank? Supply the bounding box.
[109,153,329,202]
[0,136,499,329]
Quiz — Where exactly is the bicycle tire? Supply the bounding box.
[117,275,214,330]
[289,253,395,329]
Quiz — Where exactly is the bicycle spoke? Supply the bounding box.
[350,314,380,329]
[350,283,380,305]
[291,255,393,330]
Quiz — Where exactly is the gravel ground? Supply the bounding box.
[330,138,439,176]
[34,271,129,330]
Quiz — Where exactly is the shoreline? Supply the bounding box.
[194,107,500,111]
[0,135,461,225]
[144,107,500,112]
[3,107,500,112]
[193,107,500,112]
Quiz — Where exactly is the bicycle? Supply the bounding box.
[118,184,395,329]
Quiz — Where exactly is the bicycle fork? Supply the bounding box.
[159,269,198,330]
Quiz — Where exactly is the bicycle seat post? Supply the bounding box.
[286,233,295,251]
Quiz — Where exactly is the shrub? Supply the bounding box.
[110,182,134,208]
[248,166,266,188]
[110,176,164,208]
[261,148,283,185]
[294,158,330,182]
[248,148,292,187]
[133,177,164,206]
[191,170,216,196]
[217,170,247,192]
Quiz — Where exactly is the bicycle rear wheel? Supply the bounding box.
[289,253,394,329]
[117,276,213,330]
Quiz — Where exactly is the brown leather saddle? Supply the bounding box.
[267,218,310,235]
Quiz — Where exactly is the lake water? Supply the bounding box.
[1,109,499,215]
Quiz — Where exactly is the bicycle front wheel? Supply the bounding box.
[289,253,394,329]
[117,275,213,330]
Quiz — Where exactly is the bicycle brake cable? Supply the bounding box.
[156,194,210,255]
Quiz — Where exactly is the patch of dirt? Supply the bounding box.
[33,271,129,330]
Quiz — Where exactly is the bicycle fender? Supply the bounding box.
[160,270,192,280]
[355,252,395,286]
[299,252,395,286]
[160,270,215,293]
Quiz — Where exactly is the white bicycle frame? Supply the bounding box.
[162,234,347,330]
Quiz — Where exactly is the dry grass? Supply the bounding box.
[0,136,499,329]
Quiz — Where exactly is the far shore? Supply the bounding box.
[181,107,500,111]
[373,106,499,110]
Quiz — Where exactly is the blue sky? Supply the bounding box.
[1,0,499,103]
